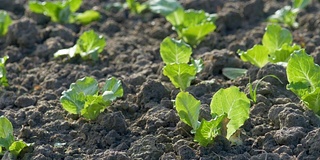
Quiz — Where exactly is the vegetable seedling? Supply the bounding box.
[29,0,100,24]
[160,37,203,91]
[0,116,28,158]
[126,0,148,14]
[60,76,123,120]
[175,86,250,146]
[0,10,12,37]
[0,56,9,87]
[166,8,217,47]
[286,49,320,115]
[54,30,106,61]
[268,0,311,28]
[238,24,301,68]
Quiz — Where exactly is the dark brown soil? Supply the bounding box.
[1,0,320,159]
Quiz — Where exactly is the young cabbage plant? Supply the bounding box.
[238,24,301,68]
[160,37,203,91]
[148,0,182,16]
[0,10,12,37]
[0,56,9,87]
[54,30,106,61]
[0,116,28,158]
[287,50,320,115]
[126,0,148,14]
[29,0,100,24]
[268,0,311,28]
[165,8,217,47]
[60,76,123,120]
[175,86,250,146]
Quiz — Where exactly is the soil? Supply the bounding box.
[1,0,320,159]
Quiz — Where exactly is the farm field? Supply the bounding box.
[1,0,320,159]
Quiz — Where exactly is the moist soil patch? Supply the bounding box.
[1,0,320,159]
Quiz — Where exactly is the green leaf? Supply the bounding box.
[148,0,182,16]
[76,30,106,61]
[190,58,204,73]
[222,68,247,80]
[262,24,293,52]
[238,45,269,68]
[75,10,100,25]
[60,77,98,114]
[287,50,320,115]
[0,56,9,87]
[268,6,298,28]
[175,91,201,132]
[181,22,216,47]
[0,10,12,36]
[0,116,15,150]
[9,141,27,156]
[102,77,123,102]
[194,115,225,146]
[210,86,250,139]
[81,95,110,120]
[67,0,82,12]
[163,63,196,91]
[269,43,301,63]
[160,37,192,64]
[165,7,184,27]
[293,0,311,9]
[126,0,148,14]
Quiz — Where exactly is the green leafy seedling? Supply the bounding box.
[287,50,320,115]
[160,37,203,91]
[29,0,100,24]
[268,0,311,28]
[248,75,283,103]
[0,56,9,87]
[54,30,106,61]
[60,76,123,120]
[238,24,301,68]
[0,10,12,37]
[0,116,28,158]
[126,0,148,14]
[166,8,217,47]
[222,67,247,80]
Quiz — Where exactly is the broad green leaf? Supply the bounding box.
[182,9,208,27]
[287,50,320,115]
[102,77,123,102]
[194,115,225,146]
[160,37,192,64]
[0,11,12,36]
[181,22,216,47]
[0,56,9,87]
[269,43,301,63]
[190,58,204,73]
[58,5,72,23]
[222,68,247,80]
[210,86,250,139]
[67,0,82,12]
[262,24,293,52]
[303,88,320,115]
[76,30,106,61]
[60,77,98,114]
[75,10,100,25]
[29,2,46,13]
[0,116,14,150]
[9,141,27,156]
[163,63,196,91]
[287,50,320,95]
[148,0,182,16]
[175,91,201,132]
[81,95,110,120]
[238,45,269,68]
[165,7,184,27]
[293,0,312,9]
